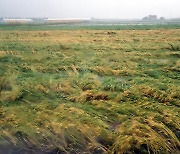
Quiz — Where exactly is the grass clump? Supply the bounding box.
[168,43,180,51]
[0,76,21,103]
[101,77,129,92]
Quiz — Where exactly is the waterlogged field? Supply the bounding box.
[0,28,180,153]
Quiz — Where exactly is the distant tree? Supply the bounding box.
[142,17,148,20]
[148,15,158,20]
[160,17,165,20]
[142,15,158,21]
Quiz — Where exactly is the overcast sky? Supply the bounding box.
[0,0,180,19]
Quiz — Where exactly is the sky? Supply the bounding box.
[0,0,180,19]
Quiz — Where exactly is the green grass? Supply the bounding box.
[0,27,180,153]
[0,23,180,31]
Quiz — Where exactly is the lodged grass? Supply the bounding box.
[0,28,180,153]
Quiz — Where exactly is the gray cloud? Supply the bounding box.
[0,0,180,18]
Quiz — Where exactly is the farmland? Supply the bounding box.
[0,25,180,153]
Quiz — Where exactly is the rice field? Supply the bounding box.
[0,27,180,153]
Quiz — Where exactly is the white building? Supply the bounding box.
[2,19,33,24]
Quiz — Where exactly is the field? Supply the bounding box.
[0,25,180,153]
[0,23,180,31]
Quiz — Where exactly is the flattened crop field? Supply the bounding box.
[0,27,180,153]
